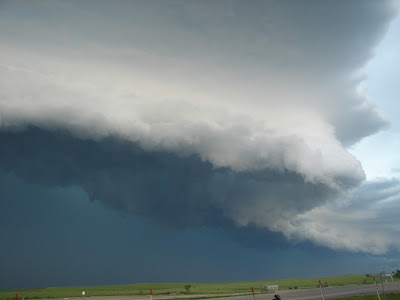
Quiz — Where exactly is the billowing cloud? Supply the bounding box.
[0,127,341,231]
[0,1,399,253]
[285,178,400,254]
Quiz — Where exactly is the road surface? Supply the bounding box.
[209,282,400,300]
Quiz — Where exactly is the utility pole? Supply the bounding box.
[318,280,325,300]
[380,272,387,300]
[373,277,381,300]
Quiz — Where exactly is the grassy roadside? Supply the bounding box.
[0,274,398,300]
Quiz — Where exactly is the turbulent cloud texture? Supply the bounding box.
[0,0,399,253]
[0,127,340,231]
[285,178,400,254]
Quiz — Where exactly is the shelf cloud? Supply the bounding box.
[0,0,398,253]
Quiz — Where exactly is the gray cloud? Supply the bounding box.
[0,1,399,253]
[0,0,395,146]
[286,178,400,254]
[0,127,341,230]
[3,127,399,254]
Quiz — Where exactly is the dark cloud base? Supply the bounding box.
[3,169,398,289]
[2,127,400,289]
[0,127,339,247]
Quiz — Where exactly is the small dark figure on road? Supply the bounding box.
[273,295,281,300]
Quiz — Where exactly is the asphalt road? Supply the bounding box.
[209,282,400,300]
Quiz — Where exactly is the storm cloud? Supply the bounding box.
[0,0,399,254]
[0,127,339,231]
[286,178,400,254]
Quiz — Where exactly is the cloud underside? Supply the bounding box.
[1,127,400,254]
[0,0,399,253]
[0,128,338,229]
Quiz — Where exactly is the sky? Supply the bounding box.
[0,0,400,289]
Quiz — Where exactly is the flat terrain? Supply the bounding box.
[1,275,388,299]
[25,282,400,300]
[208,281,400,300]
[2,275,399,300]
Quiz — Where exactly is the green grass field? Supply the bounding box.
[0,274,398,300]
